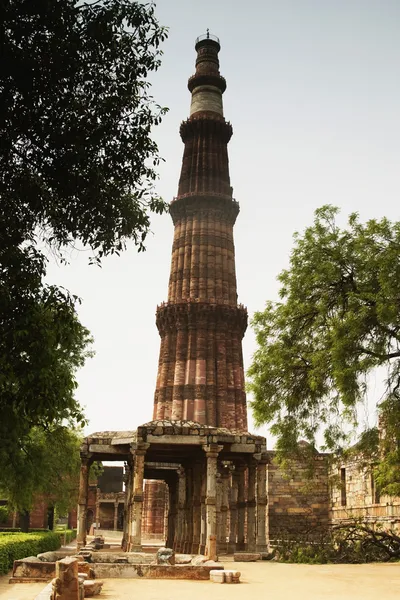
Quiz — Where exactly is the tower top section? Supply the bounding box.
[188,31,226,119]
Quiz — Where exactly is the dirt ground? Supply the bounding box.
[1,558,400,600]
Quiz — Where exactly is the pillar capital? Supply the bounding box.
[202,443,223,458]
[131,442,150,457]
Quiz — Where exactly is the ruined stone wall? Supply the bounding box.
[329,457,400,532]
[267,451,330,541]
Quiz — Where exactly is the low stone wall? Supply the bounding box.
[92,563,223,579]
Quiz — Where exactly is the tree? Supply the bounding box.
[0,426,82,518]
[247,206,400,492]
[0,1,168,468]
[2,0,168,258]
[0,243,92,478]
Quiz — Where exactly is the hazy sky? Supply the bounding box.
[46,0,400,445]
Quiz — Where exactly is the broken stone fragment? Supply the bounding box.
[84,580,103,597]
[175,554,193,564]
[190,555,208,566]
[156,547,175,565]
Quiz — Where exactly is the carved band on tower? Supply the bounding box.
[153,34,248,432]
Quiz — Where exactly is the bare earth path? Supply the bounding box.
[1,560,400,600]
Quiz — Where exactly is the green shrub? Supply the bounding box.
[0,529,75,575]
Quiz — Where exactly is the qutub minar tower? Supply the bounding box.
[154,32,248,429]
[78,33,268,559]
[143,31,249,537]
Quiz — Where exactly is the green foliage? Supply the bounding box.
[0,507,9,525]
[2,0,168,258]
[248,206,400,490]
[1,0,168,476]
[0,427,82,514]
[0,530,75,575]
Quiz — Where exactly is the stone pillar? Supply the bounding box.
[113,500,119,531]
[129,444,148,552]
[192,461,203,553]
[175,467,186,552]
[216,472,223,548]
[256,456,268,552]
[77,452,90,550]
[52,557,80,600]
[199,465,207,555]
[204,444,223,561]
[247,461,257,552]
[95,489,100,534]
[122,462,132,551]
[219,466,230,554]
[228,466,238,553]
[184,467,193,553]
[166,475,177,549]
[236,464,246,551]
[163,484,169,543]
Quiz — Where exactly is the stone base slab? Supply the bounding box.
[92,563,223,580]
[233,552,261,562]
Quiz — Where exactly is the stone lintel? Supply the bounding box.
[230,443,256,453]
[148,435,207,445]
[88,444,126,455]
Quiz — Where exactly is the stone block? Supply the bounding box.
[11,559,56,582]
[210,570,225,583]
[156,547,175,565]
[233,552,260,562]
[175,554,193,564]
[83,580,103,597]
[210,569,241,584]
[191,555,208,565]
[224,570,241,583]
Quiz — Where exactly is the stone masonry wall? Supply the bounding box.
[267,451,330,541]
[330,456,400,532]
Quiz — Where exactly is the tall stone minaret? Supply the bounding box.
[153,33,248,431]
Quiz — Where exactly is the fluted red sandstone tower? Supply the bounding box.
[153,32,248,431]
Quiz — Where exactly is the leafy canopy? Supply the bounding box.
[2,0,169,258]
[248,206,400,489]
[0,426,82,514]
[0,0,168,476]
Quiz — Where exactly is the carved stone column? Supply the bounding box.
[218,465,230,554]
[247,460,257,552]
[166,475,177,549]
[95,488,100,533]
[216,472,222,548]
[236,464,246,551]
[113,500,119,531]
[175,467,186,552]
[192,461,203,553]
[256,455,268,552]
[228,466,239,553]
[122,461,132,551]
[184,467,193,553]
[129,444,149,551]
[199,464,207,555]
[77,450,91,550]
[203,444,223,561]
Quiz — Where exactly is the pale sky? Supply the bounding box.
[46,0,400,446]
